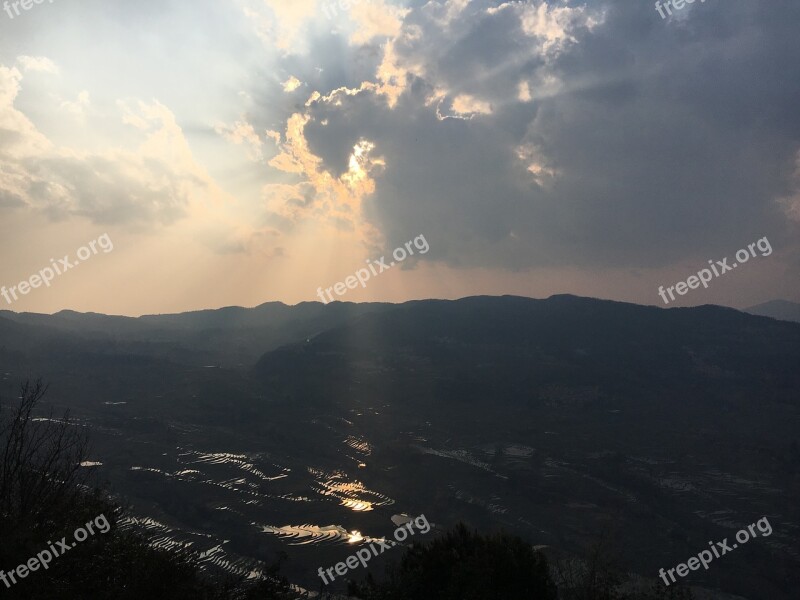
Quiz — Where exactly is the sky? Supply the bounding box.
[0,0,798,316]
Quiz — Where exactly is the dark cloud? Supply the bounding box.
[288,0,800,268]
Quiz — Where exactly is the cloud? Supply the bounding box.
[779,150,800,223]
[282,75,303,92]
[16,56,58,74]
[450,94,492,117]
[0,65,53,157]
[58,90,91,121]
[263,108,384,243]
[215,119,265,161]
[241,0,318,53]
[348,0,410,46]
[0,64,229,227]
[517,1,602,54]
[258,0,800,268]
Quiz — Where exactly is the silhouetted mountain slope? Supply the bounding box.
[255,295,800,405]
[247,296,800,599]
[745,299,800,323]
[0,301,393,367]
[2,296,798,599]
[0,313,84,357]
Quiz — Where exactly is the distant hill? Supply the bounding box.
[745,299,800,323]
[255,294,800,406]
[0,301,393,367]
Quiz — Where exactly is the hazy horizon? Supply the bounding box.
[2,292,798,319]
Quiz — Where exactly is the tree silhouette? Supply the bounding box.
[0,379,295,599]
[349,523,558,599]
[1,379,89,539]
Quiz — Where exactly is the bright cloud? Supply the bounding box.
[215,119,265,162]
[282,76,303,92]
[16,55,59,73]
